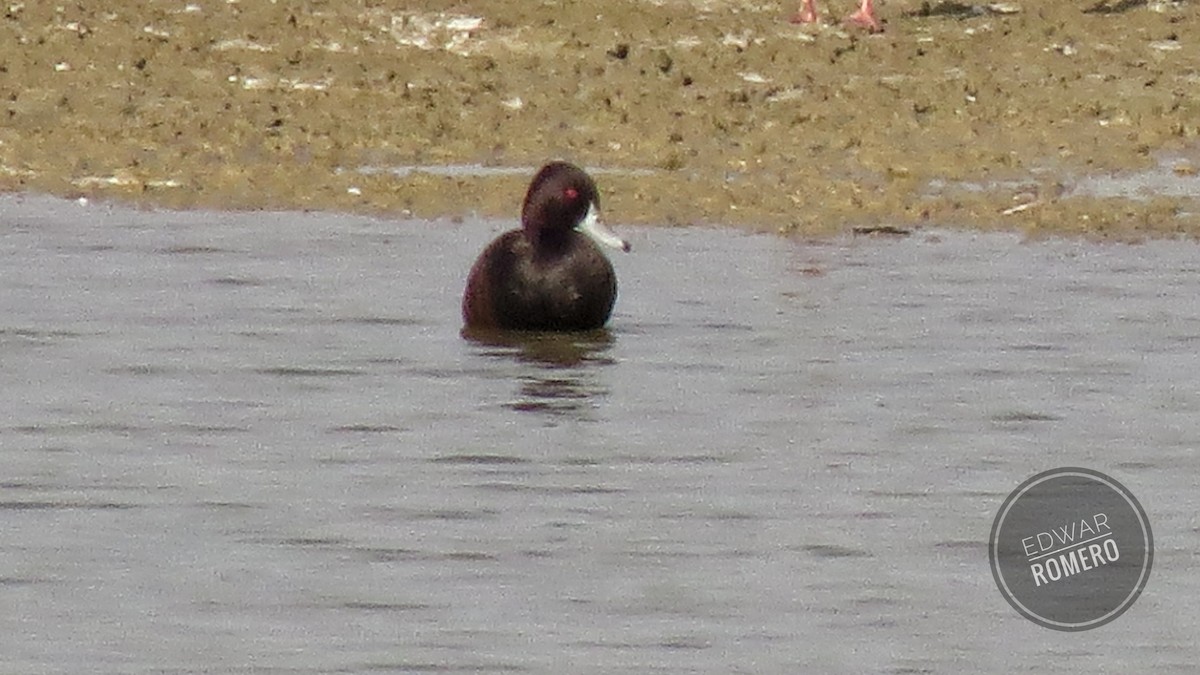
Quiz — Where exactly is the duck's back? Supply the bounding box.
[462,230,617,331]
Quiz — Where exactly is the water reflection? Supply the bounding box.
[462,328,616,418]
[461,327,615,367]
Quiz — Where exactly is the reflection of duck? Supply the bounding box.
[463,329,616,418]
[463,328,614,368]
[791,0,882,32]
[462,162,630,331]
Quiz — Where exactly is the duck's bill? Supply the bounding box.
[578,202,631,252]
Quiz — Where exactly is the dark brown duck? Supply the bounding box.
[462,162,630,331]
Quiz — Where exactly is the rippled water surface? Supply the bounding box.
[1,194,1197,673]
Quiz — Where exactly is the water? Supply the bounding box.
[926,154,1200,218]
[1,193,1197,673]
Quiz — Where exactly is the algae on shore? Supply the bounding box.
[1,1,1198,237]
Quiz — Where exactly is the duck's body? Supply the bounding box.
[463,228,618,331]
[462,162,629,332]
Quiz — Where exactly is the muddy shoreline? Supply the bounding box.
[1,1,1198,237]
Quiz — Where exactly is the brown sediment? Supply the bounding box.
[0,1,1198,237]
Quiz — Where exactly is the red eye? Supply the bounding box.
[564,187,579,201]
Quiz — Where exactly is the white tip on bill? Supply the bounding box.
[578,202,630,252]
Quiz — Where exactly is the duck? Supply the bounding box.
[462,161,630,331]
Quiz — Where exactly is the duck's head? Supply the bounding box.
[522,161,630,253]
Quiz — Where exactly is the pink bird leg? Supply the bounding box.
[790,0,883,32]
[791,0,819,24]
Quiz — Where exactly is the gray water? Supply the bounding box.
[1,193,1197,674]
